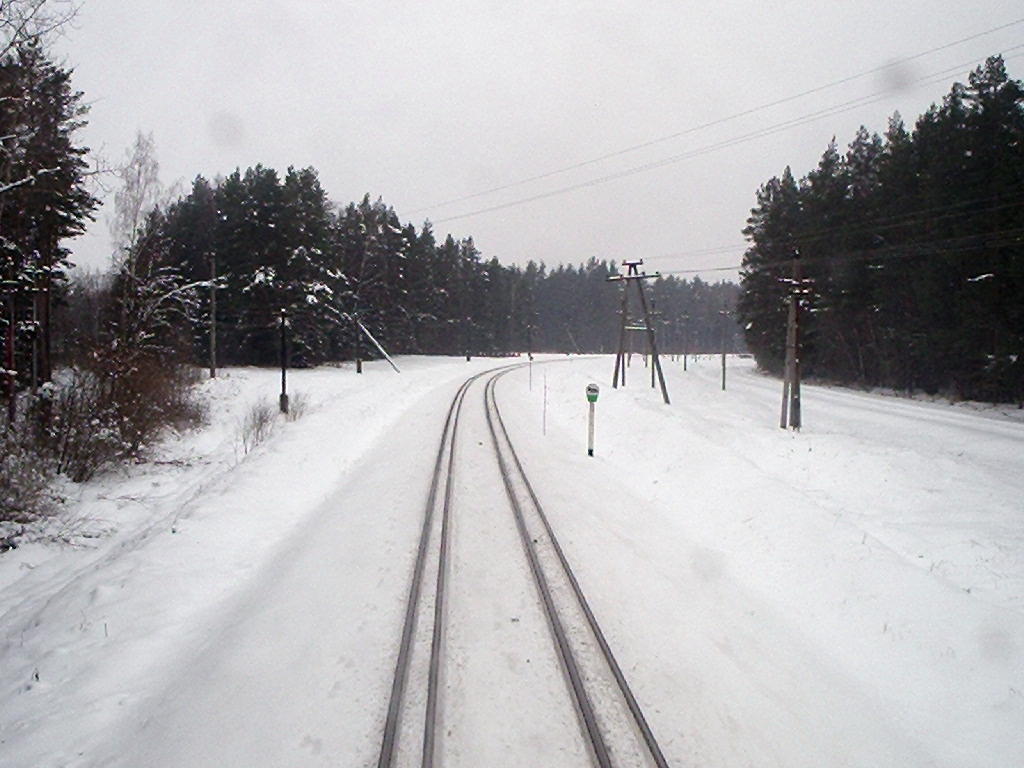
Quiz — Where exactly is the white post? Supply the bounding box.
[542,373,547,435]
[585,383,599,456]
[587,401,595,457]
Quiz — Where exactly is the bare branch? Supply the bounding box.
[0,1,79,59]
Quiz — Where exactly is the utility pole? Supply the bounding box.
[4,287,15,425]
[612,278,629,387]
[649,296,659,388]
[279,308,289,414]
[527,321,533,390]
[209,255,217,379]
[29,283,39,392]
[681,313,689,371]
[354,311,362,373]
[39,232,54,383]
[719,306,731,391]
[780,254,807,430]
[608,260,670,404]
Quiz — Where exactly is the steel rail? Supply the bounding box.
[422,366,479,767]
[483,373,614,768]
[486,368,672,768]
[377,366,508,768]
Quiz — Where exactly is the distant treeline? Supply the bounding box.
[739,56,1023,403]
[117,169,740,367]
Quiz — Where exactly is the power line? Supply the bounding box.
[657,224,1024,277]
[432,48,1024,226]
[410,17,1024,216]
[645,186,1024,269]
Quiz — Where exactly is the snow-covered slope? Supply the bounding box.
[1,355,1021,767]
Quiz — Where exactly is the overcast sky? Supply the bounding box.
[55,1,1023,281]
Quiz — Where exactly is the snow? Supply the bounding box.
[1,355,1022,766]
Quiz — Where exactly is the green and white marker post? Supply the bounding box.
[586,383,599,456]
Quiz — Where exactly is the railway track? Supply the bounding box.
[377,365,670,767]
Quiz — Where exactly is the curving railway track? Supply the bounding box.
[377,364,670,768]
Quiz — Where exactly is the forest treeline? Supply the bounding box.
[114,167,740,368]
[738,56,1023,403]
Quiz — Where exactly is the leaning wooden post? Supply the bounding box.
[634,276,670,404]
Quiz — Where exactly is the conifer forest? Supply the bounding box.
[738,56,1023,403]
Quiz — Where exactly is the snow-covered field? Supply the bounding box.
[1,354,1021,767]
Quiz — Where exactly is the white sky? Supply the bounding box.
[55,1,1024,281]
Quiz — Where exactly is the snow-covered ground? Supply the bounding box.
[1,354,1021,767]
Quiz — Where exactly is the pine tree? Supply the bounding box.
[0,43,97,392]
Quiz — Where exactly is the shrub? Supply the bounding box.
[33,369,126,483]
[29,356,207,483]
[238,399,276,455]
[1,419,59,525]
[284,390,311,422]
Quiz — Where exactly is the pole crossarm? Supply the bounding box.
[606,272,661,282]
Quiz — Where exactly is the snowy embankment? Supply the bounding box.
[0,354,1021,767]
[0,357,506,765]
[498,355,1024,767]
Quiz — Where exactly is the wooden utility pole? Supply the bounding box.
[681,313,689,371]
[526,321,533,390]
[612,276,629,388]
[279,308,289,414]
[209,255,217,378]
[4,290,14,425]
[353,311,363,373]
[40,232,53,383]
[649,295,660,388]
[780,255,805,430]
[30,285,39,391]
[608,260,670,404]
[719,306,731,391]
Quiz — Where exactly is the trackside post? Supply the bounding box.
[586,383,599,456]
[279,308,289,414]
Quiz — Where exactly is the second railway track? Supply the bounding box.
[377,364,670,768]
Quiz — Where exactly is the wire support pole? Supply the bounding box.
[607,260,670,403]
[612,279,629,388]
[633,278,670,404]
[780,255,805,430]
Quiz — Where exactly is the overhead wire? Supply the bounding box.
[431,47,1024,226]
[655,223,1024,277]
[645,185,1024,265]
[409,17,1024,216]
